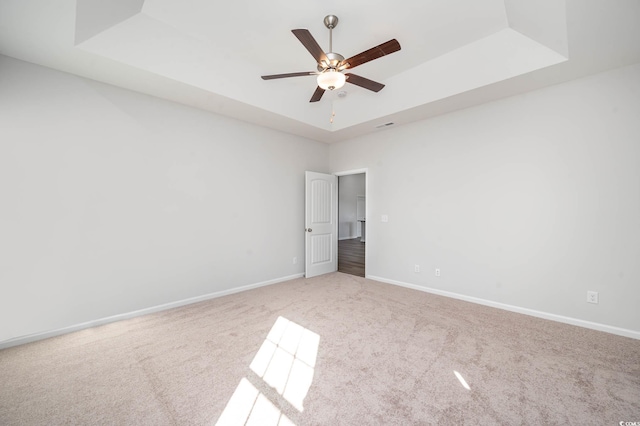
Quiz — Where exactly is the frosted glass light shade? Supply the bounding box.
[317,70,346,90]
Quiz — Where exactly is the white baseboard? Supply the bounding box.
[367,275,640,340]
[338,235,360,241]
[0,273,304,350]
[5,272,636,349]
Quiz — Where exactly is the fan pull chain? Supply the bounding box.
[330,104,336,124]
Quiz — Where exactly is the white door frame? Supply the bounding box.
[335,168,368,277]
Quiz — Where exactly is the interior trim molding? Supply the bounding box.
[0,273,304,350]
[367,275,640,340]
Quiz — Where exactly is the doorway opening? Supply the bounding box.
[336,171,366,277]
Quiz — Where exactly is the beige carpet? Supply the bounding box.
[1,272,639,425]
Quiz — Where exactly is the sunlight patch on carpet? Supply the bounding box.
[252,316,319,411]
[216,317,320,425]
[454,370,471,391]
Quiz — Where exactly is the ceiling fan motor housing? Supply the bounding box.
[318,52,345,72]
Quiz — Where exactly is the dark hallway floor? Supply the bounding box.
[338,238,365,277]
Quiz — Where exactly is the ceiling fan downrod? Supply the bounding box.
[324,15,339,53]
[318,15,344,72]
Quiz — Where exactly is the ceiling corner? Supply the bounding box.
[504,0,568,58]
[75,0,145,45]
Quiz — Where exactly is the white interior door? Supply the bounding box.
[305,171,337,278]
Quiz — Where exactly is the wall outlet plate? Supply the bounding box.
[587,291,599,304]
[435,268,441,277]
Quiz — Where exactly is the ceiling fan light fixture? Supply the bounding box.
[317,70,346,91]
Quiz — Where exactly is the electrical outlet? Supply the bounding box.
[293,257,297,265]
[414,264,420,273]
[587,291,598,304]
[381,214,389,222]
[435,268,441,277]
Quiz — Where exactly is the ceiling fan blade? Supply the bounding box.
[310,86,325,102]
[261,72,316,80]
[341,39,401,70]
[292,29,329,66]
[345,73,385,92]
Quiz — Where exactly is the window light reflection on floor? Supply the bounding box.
[215,317,320,425]
[454,370,471,391]
[251,316,319,411]
[214,378,294,426]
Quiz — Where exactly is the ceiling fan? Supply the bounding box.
[261,15,401,102]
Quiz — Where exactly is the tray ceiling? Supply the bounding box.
[1,0,639,143]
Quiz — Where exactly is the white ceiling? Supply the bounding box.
[1,0,639,143]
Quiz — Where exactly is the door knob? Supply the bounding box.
[306,228,312,232]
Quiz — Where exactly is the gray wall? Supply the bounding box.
[0,56,329,342]
[2,54,639,343]
[330,63,640,333]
